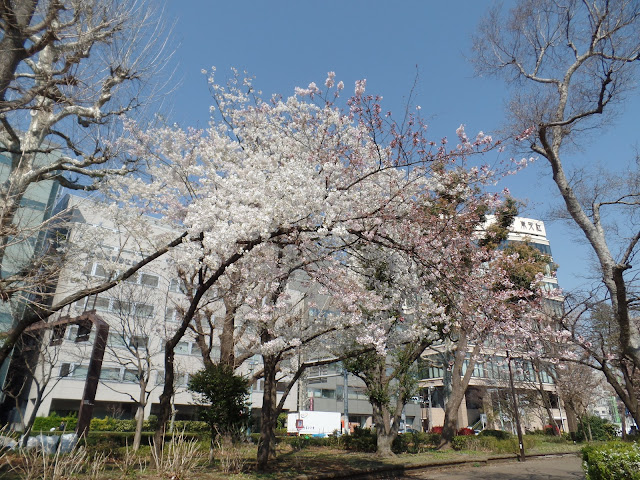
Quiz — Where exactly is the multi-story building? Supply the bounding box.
[0,152,60,410]
[12,202,569,437]
[302,362,423,433]
[16,195,299,427]
[416,216,568,433]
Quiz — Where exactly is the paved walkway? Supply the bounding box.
[402,455,584,480]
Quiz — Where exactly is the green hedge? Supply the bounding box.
[451,434,536,453]
[31,414,208,434]
[582,442,640,480]
[31,414,77,432]
[479,429,511,440]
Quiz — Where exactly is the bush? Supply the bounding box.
[391,434,409,453]
[30,413,207,435]
[575,416,617,442]
[582,442,640,480]
[32,414,77,432]
[543,424,560,436]
[90,416,119,431]
[453,434,536,454]
[451,435,471,450]
[343,427,377,452]
[278,435,336,449]
[457,427,475,436]
[429,426,443,434]
[479,429,511,440]
[405,431,440,452]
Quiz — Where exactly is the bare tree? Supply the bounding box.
[96,283,166,451]
[473,0,640,395]
[555,362,605,438]
[2,329,63,445]
[0,0,173,364]
[557,297,640,424]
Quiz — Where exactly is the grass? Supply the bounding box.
[0,436,583,480]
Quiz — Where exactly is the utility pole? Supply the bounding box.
[427,386,433,432]
[507,351,525,461]
[343,367,349,435]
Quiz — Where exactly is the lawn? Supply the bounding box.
[0,435,583,480]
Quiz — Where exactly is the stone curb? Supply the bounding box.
[293,451,581,480]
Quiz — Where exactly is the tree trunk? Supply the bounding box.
[371,395,403,457]
[257,356,278,471]
[0,1,38,102]
[154,345,176,455]
[440,334,479,446]
[540,134,640,371]
[219,294,238,368]
[371,402,393,456]
[20,385,43,447]
[376,428,395,456]
[133,403,145,451]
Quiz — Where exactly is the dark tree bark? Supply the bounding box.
[257,355,278,471]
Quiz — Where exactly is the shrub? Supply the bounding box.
[405,431,440,452]
[172,420,209,433]
[457,427,475,436]
[479,429,511,440]
[90,416,119,431]
[451,435,471,450]
[343,427,377,452]
[575,416,617,442]
[32,414,77,432]
[454,434,536,454]
[543,424,560,436]
[582,442,640,480]
[30,413,207,435]
[429,426,443,434]
[289,435,311,451]
[392,434,408,453]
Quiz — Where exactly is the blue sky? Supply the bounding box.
[163,1,640,293]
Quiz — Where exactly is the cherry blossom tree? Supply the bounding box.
[339,246,442,456]
[113,70,514,465]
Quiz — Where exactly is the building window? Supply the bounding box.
[309,388,336,399]
[134,304,154,318]
[129,335,148,350]
[59,363,72,377]
[75,321,92,343]
[83,262,109,278]
[59,363,88,379]
[49,325,66,346]
[168,278,186,293]
[156,371,195,387]
[165,307,181,323]
[108,333,127,348]
[75,296,154,318]
[100,367,122,382]
[123,369,141,383]
[174,340,201,356]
